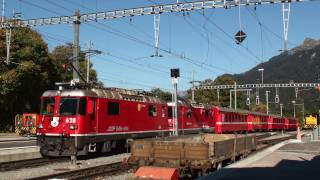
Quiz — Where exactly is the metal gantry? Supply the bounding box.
[194,83,320,90]
[0,0,304,28]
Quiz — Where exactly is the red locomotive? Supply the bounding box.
[36,87,297,157]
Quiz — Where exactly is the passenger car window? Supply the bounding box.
[148,105,157,117]
[78,98,87,115]
[108,102,120,115]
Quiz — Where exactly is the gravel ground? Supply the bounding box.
[96,172,134,180]
[1,153,130,180]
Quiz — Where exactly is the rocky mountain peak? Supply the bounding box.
[291,38,320,53]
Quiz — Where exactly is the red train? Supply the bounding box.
[36,87,297,157]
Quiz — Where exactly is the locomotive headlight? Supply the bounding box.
[69,124,77,130]
[37,123,43,129]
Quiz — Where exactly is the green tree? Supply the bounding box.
[150,88,171,101]
[51,44,100,84]
[0,28,59,131]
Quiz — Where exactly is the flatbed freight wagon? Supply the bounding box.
[129,134,257,176]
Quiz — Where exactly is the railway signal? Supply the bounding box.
[171,68,180,136]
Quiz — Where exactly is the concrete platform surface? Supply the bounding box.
[0,146,40,163]
[202,140,320,180]
[0,135,36,142]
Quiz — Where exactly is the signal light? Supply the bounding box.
[170,69,180,78]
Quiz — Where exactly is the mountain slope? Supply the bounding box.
[221,38,320,114]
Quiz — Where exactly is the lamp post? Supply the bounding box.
[266,90,270,114]
[258,68,264,84]
[292,101,304,120]
[292,100,296,118]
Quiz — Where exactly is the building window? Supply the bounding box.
[108,102,120,115]
[148,105,157,117]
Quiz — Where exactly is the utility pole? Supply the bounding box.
[191,70,195,103]
[292,101,296,118]
[73,10,81,83]
[258,68,264,84]
[189,70,200,103]
[229,89,232,108]
[217,89,220,104]
[280,104,283,117]
[86,41,93,83]
[2,0,4,23]
[266,90,270,114]
[5,27,11,64]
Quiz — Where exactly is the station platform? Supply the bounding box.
[0,134,40,163]
[201,138,320,180]
[0,134,36,142]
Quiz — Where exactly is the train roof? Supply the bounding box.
[42,88,165,104]
[217,106,282,118]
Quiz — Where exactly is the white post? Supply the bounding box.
[266,91,270,115]
[229,90,232,108]
[280,104,283,117]
[174,78,178,136]
[234,82,237,110]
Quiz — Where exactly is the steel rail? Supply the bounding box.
[27,161,131,180]
[0,157,68,171]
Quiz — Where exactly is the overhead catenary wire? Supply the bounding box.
[43,0,228,75]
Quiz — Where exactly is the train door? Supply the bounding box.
[87,97,97,134]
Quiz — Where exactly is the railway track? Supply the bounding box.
[1,132,295,180]
[256,133,296,150]
[27,161,131,180]
[0,157,68,171]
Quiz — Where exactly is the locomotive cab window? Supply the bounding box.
[59,98,77,116]
[108,102,120,115]
[148,105,157,117]
[41,97,55,115]
[78,98,87,115]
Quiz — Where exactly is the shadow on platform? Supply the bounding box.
[201,155,320,180]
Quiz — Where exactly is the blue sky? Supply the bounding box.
[4,0,320,91]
